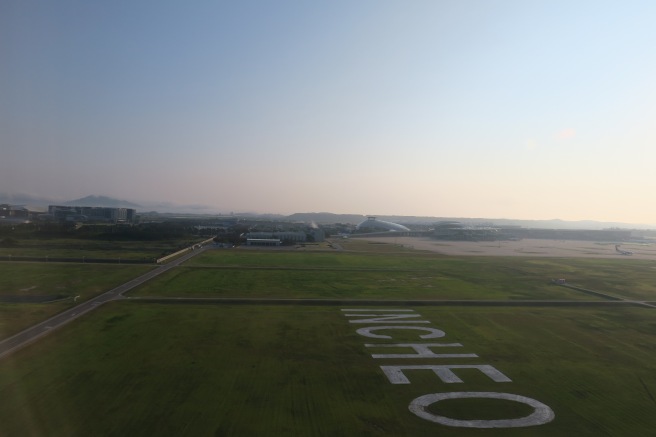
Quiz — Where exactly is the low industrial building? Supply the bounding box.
[432,221,499,241]
[0,204,46,224]
[246,238,282,246]
[432,221,632,242]
[245,231,307,243]
[244,226,325,244]
[503,227,631,241]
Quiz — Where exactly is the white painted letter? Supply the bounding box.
[341,309,414,312]
[409,392,555,428]
[356,326,446,339]
[366,343,478,359]
[380,365,512,384]
[346,314,429,324]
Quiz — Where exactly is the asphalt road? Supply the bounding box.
[0,245,210,360]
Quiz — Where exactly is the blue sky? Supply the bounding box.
[2,1,655,223]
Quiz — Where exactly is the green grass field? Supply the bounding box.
[1,303,655,436]
[130,265,591,300]
[0,303,72,341]
[0,238,199,260]
[2,243,656,435]
[0,263,152,340]
[134,249,656,301]
[0,263,152,299]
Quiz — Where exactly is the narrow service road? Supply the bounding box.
[0,245,210,360]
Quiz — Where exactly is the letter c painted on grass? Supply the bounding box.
[408,392,555,428]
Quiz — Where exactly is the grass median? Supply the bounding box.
[0,263,154,340]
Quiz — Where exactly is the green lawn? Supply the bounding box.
[1,303,655,436]
[0,263,152,298]
[135,249,656,301]
[130,266,588,300]
[188,249,442,268]
[0,263,153,340]
[0,238,199,260]
[3,243,656,435]
[0,302,72,341]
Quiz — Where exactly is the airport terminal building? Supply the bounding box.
[432,221,632,242]
[355,217,410,233]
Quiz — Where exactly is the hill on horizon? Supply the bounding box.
[63,195,141,208]
[2,194,655,229]
[285,212,656,230]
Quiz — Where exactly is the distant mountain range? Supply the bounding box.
[0,192,61,207]
[0,193,203,213]
[1,193,654,229]
[62,195,141,208]
[0,193,141,210]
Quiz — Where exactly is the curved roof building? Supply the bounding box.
[433,221,499,241]
[355,217,410,232]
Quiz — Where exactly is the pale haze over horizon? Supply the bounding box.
[2,1,656,225]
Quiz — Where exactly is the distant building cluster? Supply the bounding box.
[244,228,325,246]
[347,217,634,243]
[48,205,136,223]
[505,227,631,241]
[0,204,43,225]
[0,203,138,225]
[0,204,31,220]
[1,202,640,245]
[431,221,631,242]
[355,217,410,233]
[433,221,499,241]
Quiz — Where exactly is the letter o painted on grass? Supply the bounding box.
[408,392,555,428]
[356,326,445,339]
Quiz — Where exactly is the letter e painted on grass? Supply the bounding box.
[380,365,512,384]
[366,343,478,359]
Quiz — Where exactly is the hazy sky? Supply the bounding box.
[2,1,656,223]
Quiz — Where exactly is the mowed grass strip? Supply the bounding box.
[188,249,656,301]
[188,249,443,268]
[0,263,153,298]
[0,304,411,437]
[0,263,153,340]
[521,258,656,301]
[1,304,656,435]
[129,266,586,300]
[0,238,196,260]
